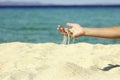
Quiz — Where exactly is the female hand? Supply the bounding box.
[57,23,85,38]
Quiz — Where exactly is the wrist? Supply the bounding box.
[82,27,88,36]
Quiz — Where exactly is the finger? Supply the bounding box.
[57,25,63,32]
[57,25,68,36]
[57,25,63,31]
[62,28,68,36]
[64,28,73,38]
[57,25,65,33]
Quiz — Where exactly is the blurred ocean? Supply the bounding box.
[0,6,120,44]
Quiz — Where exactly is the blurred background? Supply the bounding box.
[0,0,120,44]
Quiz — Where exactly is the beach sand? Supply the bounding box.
[0,42,120,80]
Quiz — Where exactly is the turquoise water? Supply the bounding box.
[0,7,120,44]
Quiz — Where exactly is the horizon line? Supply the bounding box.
[0,4,120,8]
[0,4,120,6]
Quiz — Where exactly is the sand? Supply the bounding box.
[0,42,120,80]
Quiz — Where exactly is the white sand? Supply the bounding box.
[0,42,120,80]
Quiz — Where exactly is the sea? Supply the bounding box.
[0,6,120,44]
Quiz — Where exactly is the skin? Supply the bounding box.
[57,23,120,39]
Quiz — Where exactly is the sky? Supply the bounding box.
[0,0,120,5]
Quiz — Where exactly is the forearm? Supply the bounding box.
[83,26,120,39]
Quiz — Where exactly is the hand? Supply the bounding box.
[57,23,85,38]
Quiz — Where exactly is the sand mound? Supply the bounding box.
[0,42,120,80]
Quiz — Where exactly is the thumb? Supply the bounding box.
[66,23,75,28]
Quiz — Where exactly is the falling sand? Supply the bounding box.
[0,42,120,80]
